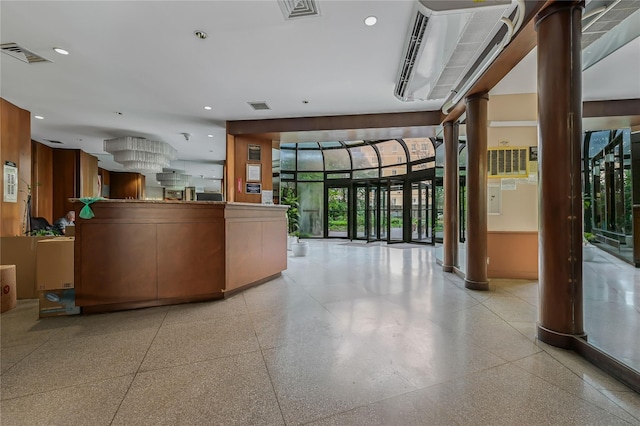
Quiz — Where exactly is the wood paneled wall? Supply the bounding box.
[31,145,98,224]
[487,231,538,279]
[52,148,79,221]
[49,148,98,221]
[31,141,53,223]
[79,150,99,198]
[0,98,31,236]
[229,135,272,204]
[109,172,145,199]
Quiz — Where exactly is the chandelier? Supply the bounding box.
[104,137,177,173]
[156,170,191,189]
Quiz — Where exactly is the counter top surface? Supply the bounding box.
[70,198,287,208]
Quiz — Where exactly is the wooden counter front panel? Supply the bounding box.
[157,222,225,298]
[262,219,287,276]
[226,221,263,290]
[225,217,286,292]
[77,223,158,306]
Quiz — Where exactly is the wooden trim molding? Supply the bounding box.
[583,99,640,118]
[227,111,444,135]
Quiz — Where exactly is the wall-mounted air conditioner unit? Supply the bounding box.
[394,0,520,103]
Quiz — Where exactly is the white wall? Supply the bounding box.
[486,94,538,232]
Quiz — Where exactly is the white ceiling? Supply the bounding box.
[1,1,639,185]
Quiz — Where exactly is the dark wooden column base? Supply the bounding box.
[443,265,454,273]
[464,278,489,291]
[537,324,586,349]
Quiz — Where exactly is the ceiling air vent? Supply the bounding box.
[394,0,515,103]
[278,0,320,20]
[45,139,63,144]
[1,43,51,64]
[248,101,271,111]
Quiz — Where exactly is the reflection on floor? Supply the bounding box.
[2,240,639,425]
[595,241,635,266]
[584,245,640,373]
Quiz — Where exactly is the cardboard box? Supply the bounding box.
[38,288,80,317]
[0,236,52,299]
[36,237,75,291]
[1,265,17,313]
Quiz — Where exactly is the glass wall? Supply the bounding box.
[279,138,441,243]
[585,128,633,261]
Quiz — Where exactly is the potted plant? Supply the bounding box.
[281,189,300,251]
[583,232,597,262]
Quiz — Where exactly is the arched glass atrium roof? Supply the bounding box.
[279,138,442,178]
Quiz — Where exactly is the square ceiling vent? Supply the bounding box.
[1,43,51,64]
[248,101,271,111]
[278,0,320,20]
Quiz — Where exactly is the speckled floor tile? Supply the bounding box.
[112,351,284,426]
[1,300,78,347]
[359,319,508,388]
[539,343,634,392]
[1,240,638,425]
[480,294,537,322]
[507,320,538,342]
[430,304,541,361]
[306,388,457,426]
[422,363,633,425]
[53,305,168,339]
[1,328,155,399]
[384,282,479,319]
[250,302,346,350]
[601,390,640,422]
[1,375,133,426]
[139,316,259,371]
[1,343,41,374]
[514,351,640,424]
[263,335,416,425]
[162,294,248,325]
[242,281,323,314]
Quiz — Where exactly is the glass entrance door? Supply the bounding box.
[326,185,349,238]
[410,179,434,244]
[387,181,404,243]
[354,184,367,239]
[368,184,380,242]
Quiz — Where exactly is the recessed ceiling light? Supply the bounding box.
[207,134,213,138]
[194,30,207,40]
[34,115,44,119]
[53,47,69,55]
[364,16,377,26]
[204,106,212,110]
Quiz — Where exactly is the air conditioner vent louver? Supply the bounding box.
[394,12,429,101]
[1,43,51,64]
[278,0,320,20]
[45,139,64,144]
[394,0,515,103]
[248,102,271,111]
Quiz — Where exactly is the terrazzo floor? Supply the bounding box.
[1,240,639,425]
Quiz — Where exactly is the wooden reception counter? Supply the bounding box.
[71,200,288,313]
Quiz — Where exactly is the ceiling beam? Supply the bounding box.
[583,99,640,117]
[443,0,551,124]
[227,110,444,136]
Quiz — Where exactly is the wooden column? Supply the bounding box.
[443,121,459,272]
[536,1,585,347]
[464,93,489,290]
